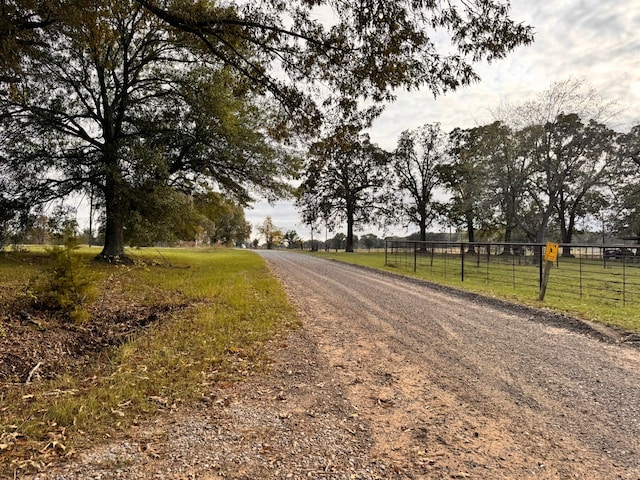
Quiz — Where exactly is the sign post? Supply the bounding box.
[538,242,558,301]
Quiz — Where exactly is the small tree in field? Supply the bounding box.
[283,230,303,249]
[360,233,382,252]
[258,217,283,250]
[29,245,97,323]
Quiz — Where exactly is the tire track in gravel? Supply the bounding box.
[259,251,640,479]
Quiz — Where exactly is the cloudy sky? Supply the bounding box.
[246,0,640,242]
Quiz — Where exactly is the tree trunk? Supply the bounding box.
[346,220,354,252]
[466,212,475,253]
[96,150,130,263]
[419,217,427,242]
[503,196,516,254]
[99,207,126,261]
[502,223,515,255]
[560,215,575,257]
[536,210,552,244]
[504,225,513,243]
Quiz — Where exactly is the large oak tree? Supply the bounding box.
[492,79,621,247]
[135,0,533,118]
[392,123,447,242]
[0,1,294,260]
[439,125,494,249]
[297,125,390,252]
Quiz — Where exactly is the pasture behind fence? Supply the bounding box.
[384,240,640,306]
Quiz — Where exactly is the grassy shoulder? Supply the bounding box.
[308,250,640,333]
[0,247,298,475]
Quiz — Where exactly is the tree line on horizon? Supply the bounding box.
[297,79,640,254]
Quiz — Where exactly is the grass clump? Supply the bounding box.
[27,245,98,323]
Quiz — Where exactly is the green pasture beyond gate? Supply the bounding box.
[311,242,640,332]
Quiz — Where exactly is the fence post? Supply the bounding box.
[579,252,583,299]
[460,242,465,282]
[413,242,417,272]
[430,243,434,270]
[443,243,447,278]
[538,244,543,289]
[512,246,516,288]
[623,260,627,306]
[486,244,490,282]
[384,240,388,266]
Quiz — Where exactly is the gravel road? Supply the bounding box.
[30,251,640,479]
[257,251,640,479]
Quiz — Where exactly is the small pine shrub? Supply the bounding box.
[30,246,97,322]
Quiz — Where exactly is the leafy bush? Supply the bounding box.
[29,246,97,322]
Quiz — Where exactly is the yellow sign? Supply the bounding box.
[544,242,559,263]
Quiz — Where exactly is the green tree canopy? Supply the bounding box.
[392,123,448,241]
[610,124,640,238]
[329,232,347,252]
[359,233,382,251]
[193,191,251,246]
[297,125,390,252]
[257,216,283,250]
[439,126,495,249]
[0,1,294,261]
[283,230,302,249]
[134,0,534,126]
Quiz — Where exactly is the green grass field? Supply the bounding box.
[0,247,298,474]
[309,250,640,332]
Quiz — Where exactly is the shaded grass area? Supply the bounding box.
[0,247,298,475]
[309,251,640,333]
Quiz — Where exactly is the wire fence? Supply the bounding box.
[384,240,640,306]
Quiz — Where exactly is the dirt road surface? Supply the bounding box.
[31,251,640,479]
